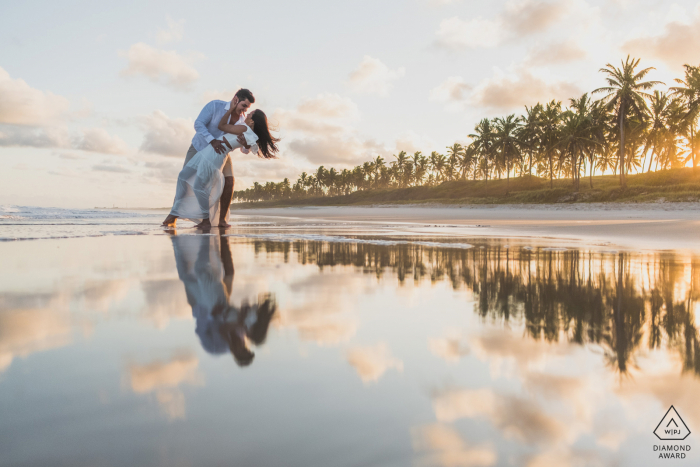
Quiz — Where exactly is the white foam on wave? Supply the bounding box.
[223,232,473,249]
[0,205,158,221]
[0,230,151,242]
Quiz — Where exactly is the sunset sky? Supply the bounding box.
[1,0,699,207]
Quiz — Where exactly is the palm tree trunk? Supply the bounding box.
[589,155,594,188]
[647,142,657,173]
[506,160,510,188]
[619,108,626,188]
[691,124,696,172]
[549,151,553,189]
[640,137,652,175]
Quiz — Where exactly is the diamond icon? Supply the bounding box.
[654,406,691,441]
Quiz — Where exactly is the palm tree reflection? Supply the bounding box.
[169,232,276,367]
[253,239,700,376]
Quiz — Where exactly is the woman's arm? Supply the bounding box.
[217,107,247,134]
[219,124,248,135]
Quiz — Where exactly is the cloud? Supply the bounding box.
[75,128,129,154]
[525,40,587,65]
[156,16,184,44]
[273,273,359,346]
[140,110,193,157]
[432,388,563,445]
[271,93,382,167]
[92,164,131,173]
[428,335,470,363]
[434,0,570,50]
[57,152,87,160]
[288,137,378,166]
[622,10,700,70]
[120,43,199,90]
[0,292,73,374]
[393,131,438,155]
[0,125,72,148]
[471,68,580,110]
[140,279,191,328]
[502,0,570,36]
[346,342,404,383]
[275,93,359,136]
[129,356,198,392]
[128,353,202,420]
[0,125,128,155]
[347,56,405,96]
[200,89,240,104]
[435,17,501,49]
[430,76,472,111]
[0,67,70,125]
[412,424,497,467]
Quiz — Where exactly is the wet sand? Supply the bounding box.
[1,208,699,466]
[234,203,700,251]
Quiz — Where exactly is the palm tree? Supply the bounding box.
[539,100,563,188]
[445,144,463,182]
[520,104,542,176]
[315,166,327,194]
[362,161,374,189]
[428,151,440,181]
[394,151,408,187]
[594,56,663,187]
[493,115,522,187]
[411,152,423,186]
[670,64,700,171]
[373,155,385,188]
[415,154,428,185]
[469,119,495,182]
[459,144,477,179]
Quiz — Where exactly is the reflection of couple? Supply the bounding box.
[169,232,276,366]
[163,89,279,229]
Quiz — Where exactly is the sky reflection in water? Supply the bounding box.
[0,233,698,466]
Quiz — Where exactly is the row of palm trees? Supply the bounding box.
[234,57,700,202]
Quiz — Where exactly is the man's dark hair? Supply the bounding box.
[235,88,255,104]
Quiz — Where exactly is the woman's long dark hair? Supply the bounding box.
[250,109,279,159]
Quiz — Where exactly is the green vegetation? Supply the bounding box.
[234,57,700,206]
[232,168,700,208]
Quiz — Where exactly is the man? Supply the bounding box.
[162,88,255,228]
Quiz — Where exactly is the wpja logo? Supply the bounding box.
[653,406,691,459]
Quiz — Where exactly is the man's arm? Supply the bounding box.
[194,101,217,145]
[196,101,228,155]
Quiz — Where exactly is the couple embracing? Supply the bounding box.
[162,88,279,229]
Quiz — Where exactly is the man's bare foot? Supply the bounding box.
[218,221,231,228]
[162,214,178,226]
[195,219,211,229]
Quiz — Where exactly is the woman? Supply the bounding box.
[164,108,278,229]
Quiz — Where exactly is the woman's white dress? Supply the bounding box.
[169,127,258,223]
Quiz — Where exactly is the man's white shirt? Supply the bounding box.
[192,100,249,153]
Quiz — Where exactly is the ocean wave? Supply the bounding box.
[0,205,159,221]
[0,230,151,242]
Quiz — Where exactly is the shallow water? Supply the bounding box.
[0,210,698,466]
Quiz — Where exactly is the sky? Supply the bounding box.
[1,0,699,208]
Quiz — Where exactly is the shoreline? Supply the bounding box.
[231,203,700,252]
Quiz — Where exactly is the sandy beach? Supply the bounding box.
[2,204,699,467]
[233,202,700,251]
